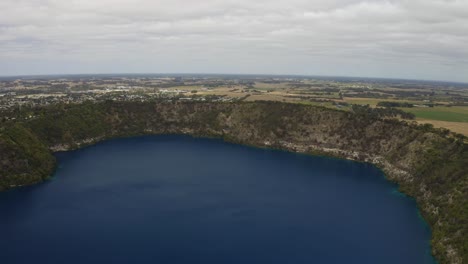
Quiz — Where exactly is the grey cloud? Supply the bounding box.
[0,0,467,82]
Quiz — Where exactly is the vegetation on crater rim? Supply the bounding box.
[0,100,466,264]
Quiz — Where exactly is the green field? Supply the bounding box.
[402,106,468,122]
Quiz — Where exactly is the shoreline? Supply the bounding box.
[48,134,436,262]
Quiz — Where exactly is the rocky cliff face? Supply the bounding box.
[0,101,466,264]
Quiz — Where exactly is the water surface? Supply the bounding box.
[0,135,434,263]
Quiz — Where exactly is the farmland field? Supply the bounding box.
[415,120,468,137]
[403,107,468,123]
[343,97,429,107]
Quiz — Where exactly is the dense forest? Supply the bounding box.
[0,101,466,264]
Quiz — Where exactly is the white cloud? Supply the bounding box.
[0,0,467,82]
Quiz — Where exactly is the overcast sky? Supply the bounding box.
[1,0,467,82]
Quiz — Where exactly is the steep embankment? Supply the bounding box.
[0,101,466,264]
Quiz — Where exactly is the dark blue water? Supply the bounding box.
[0,135,434,264]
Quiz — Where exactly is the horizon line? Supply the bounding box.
[0,72,467,85]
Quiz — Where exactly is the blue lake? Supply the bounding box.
[0,135,435,263]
